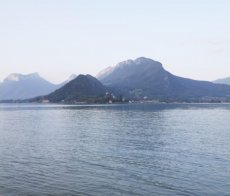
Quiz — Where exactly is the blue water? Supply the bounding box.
[0,103,230,195]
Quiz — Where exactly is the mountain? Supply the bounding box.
[43,74,107,103]
[0,73,78,101]
[213,77,230,85]
[3,58,230,103]
[57,74,78,88]
[97,57,230,101]
[66,74,78,83]
[0,73,57,100]
[96,66,114,81]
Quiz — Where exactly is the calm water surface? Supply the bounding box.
[0,103,230,195]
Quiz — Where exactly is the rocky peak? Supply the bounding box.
[4,73,40,82]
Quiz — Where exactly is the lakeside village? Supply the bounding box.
[40,91,230,104]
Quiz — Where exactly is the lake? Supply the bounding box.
[0,103,230,195]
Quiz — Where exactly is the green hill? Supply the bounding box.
[44,74,107,103]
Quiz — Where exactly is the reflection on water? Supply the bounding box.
[0,103,230,195]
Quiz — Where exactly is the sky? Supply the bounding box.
[0,0,230,84]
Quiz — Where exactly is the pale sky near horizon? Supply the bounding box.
[0,0,230,84]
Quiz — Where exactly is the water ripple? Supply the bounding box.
[0,103,230,195]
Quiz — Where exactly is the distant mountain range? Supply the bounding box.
[1,57,230,103]
[0,73,77,100]
[213,77,230,85]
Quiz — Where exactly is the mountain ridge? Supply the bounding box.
[0,73,77,100]
[213,77,230,85]
[2,57,230,103]
[0,73,57,100]
[3,73,40,82]
[97,57,230,101]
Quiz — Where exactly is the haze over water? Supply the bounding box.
[0,103,230,195]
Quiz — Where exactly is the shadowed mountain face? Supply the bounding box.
[97,57,230,100]
[213,77,230,85]
[0,73,57,100]
[45,74,107,102]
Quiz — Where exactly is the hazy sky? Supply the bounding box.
[0,0,230,84]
